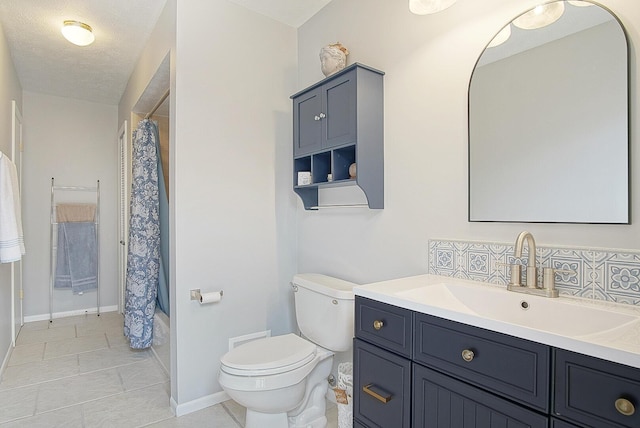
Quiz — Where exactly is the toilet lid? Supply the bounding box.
[220,333,316,375]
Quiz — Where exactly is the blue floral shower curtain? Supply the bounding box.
[124,119,161,349]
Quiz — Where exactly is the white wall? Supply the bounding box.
[21,92,118,317]
[118,0,175,130]
[172,0,297,407]
[0,18,22,368]
[295,0,640,284]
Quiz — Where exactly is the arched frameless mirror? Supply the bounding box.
[468,0,629,223]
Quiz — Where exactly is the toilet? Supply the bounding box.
[218,273,355,428]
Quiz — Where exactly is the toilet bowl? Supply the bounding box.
[219,334,333,427]
[218,273,356,428]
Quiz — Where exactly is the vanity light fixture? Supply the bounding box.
[409,0,457,15]
[488,24,511,48]
[513,2,565,30]
[61,20,95,46]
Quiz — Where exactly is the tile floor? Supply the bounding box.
[0,312,339,427]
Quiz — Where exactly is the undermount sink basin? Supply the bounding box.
[396,282,638,337]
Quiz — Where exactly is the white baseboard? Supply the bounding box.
[171,390,230,417]
[0,341,13,380]
[24,305,119,323]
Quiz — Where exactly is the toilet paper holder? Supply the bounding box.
[190,288,224,302]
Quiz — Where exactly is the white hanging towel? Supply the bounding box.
[0,151,25,263]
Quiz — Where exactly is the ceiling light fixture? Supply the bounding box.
[488,24,512,48]
[61,20,95,46]
[568,0,593,6]
[409,0,457,15]
[513,2,565,30]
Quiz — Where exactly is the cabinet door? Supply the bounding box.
[550,418,580,428]
[322,70,356,149]
[354,339,411,428]
[413,364,549,428]
[293,87,323,156]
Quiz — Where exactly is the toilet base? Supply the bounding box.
[290,415,327,428]
[246,409,288,428]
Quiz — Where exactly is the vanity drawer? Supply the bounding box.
[554,349,640,428]
[353,338,411,428]
[413,313,551,412]
[355,297,412,357]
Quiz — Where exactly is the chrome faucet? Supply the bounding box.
[506,231,560,298]
[514,231,537,288]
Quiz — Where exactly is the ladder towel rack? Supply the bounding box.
[49,178,100,322]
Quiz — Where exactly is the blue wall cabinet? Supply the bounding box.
[292,63,384,209]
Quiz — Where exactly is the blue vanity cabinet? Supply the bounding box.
[354,420,368,428]
[553,349,640,428]
[292,63,384,210]
[355,295,640,427]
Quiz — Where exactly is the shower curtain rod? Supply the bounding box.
[145,89,170,119]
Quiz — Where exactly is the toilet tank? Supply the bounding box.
[292,273,355,353]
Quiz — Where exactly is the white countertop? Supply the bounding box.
[354,274,640,369]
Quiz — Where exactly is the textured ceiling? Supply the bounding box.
[0,0,332,107]
[0,0,167,105]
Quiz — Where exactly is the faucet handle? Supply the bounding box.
[542,267,576,296]
[497,261,523,287]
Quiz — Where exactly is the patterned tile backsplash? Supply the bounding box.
[428,239,640,306]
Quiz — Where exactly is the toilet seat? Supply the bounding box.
[220,333,316,377]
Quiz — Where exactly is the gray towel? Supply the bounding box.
[54,222,98,294]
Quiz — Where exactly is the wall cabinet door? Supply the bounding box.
[293,69,356,156]
[413,364,548,428]
[322,71,356,149]
[293,87,323,156]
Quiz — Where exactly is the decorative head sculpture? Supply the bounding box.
[319,42,350,77]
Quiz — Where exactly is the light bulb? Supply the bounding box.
[61,21,95,47]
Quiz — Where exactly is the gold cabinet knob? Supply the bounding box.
[615,398,635,416]
[461,349,475,362]
[373,320,384,330]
